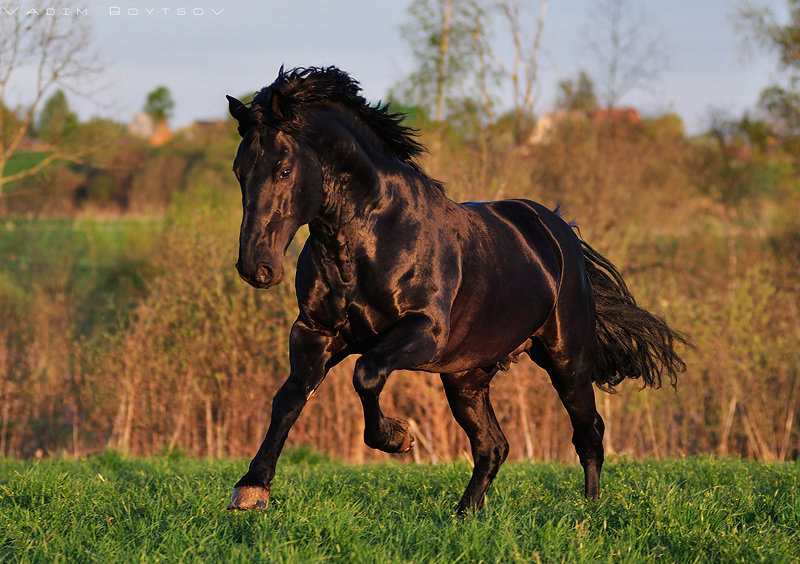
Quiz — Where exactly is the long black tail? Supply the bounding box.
[581,240,691,391]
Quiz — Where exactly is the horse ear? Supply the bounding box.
[227,95,249,123]
[270,88,291,121]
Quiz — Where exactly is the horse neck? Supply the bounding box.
[308,113,450,244]
[313,163,448,246]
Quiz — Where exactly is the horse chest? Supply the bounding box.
[322,256,440,347]
[306,230,451,347]
[313,254,385,343]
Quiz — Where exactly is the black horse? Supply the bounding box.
[226,66,688,514]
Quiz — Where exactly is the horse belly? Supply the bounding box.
[423,267,554,373]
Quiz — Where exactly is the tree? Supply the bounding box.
[556,71,598,112]
[758,83,800,137]
[37,89,77,144]
[143,86,175,123]
[734,1,800,141]
[583,0,668,109]
[397,0,483,122]
[499,0,548,144]
[734,0,800,71]
[396,0,549,145]
[0,6,103,198]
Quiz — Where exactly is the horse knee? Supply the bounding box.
[270,381,306,419]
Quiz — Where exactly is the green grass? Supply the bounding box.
[1,454,798,562]
[0,216,162,336]
[2,151,52,176]
[0,217,162,281]
[1,152,55,191]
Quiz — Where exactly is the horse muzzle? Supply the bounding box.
[235,260,283,289]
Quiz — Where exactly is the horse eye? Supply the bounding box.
[279,167,292,180]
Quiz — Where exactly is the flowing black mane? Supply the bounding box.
[244,66,427,171]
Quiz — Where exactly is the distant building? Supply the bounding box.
[150,118,172,147]
[127,112,172,146]
[17,138,52,151]
[529,109,586,145]
[588,107,641,126]
[128,112,154,139]
[183,119,229,141]
[528,107,641,146]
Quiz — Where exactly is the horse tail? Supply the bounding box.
[580,239,691,392]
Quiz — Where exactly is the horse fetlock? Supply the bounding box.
[227,485,270,510]
[456,492,485,516]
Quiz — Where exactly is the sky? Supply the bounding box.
[5,0,791,135]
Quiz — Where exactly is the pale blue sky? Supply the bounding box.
[12,0,791,135]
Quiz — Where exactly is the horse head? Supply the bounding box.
[227,94,323,289]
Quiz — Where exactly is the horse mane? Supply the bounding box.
[245,66,443,192]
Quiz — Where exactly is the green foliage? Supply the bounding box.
[734,1,800,150]
[143,86,175,122]
[63,118,128,154]
[759,82,800,138]
[0,457,798,562]
[735,0,800,72]
[1,151,53,187]
[642,113,685,141]
[37,89,78,144]
[556,71,598,111]
[0,218,160,324]
[1,103,21,142]
[396,0,492,122]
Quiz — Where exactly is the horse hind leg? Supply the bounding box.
[441,368,509,514]
[529,332,605,500]
[560,370,604,500]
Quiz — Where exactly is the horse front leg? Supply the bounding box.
[441,368,508,514]
[353,313,445,454]
[228,319,346,510]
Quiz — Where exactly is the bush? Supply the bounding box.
[0,113,797,463]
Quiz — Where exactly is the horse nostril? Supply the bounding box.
[255,265,272,285]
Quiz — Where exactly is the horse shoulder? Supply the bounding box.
[294,236,348,335]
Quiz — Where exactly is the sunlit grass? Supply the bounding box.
[1,454,797,562]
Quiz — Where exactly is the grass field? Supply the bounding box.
[1,152,55,191]
[0,217,162,337]
[2,152,52,175]
[1,453,798,562]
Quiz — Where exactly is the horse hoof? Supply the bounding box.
[386,418,415,453]
[365,418,416,454]
[227,486,270,510]
[398,428,415,453]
